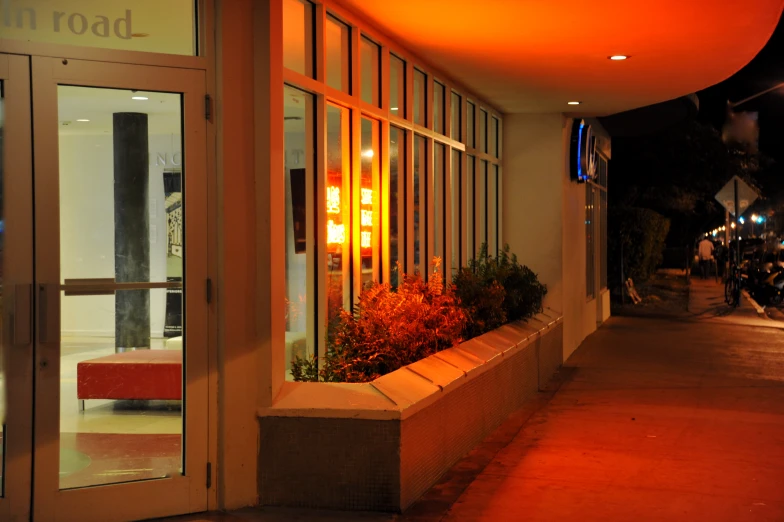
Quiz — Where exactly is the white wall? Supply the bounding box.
[59,133,180,338]
[503,113,565,314]
[503,115,610,362]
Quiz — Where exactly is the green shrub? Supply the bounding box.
[453,244,547,339]
[608,207,670,286]
[292,259,467,383]
[292,246,548,382]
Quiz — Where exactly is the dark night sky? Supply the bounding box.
[698,13,784,162]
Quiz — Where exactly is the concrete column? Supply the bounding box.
[113,112,150,351]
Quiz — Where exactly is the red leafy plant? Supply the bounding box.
[292,258,467,383]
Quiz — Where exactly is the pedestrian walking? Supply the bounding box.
[698,237,715,279]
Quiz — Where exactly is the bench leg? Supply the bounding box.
[79,399,85,412]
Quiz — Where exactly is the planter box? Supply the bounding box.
[258,310,563,512]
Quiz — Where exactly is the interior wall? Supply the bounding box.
[59,133,180,338]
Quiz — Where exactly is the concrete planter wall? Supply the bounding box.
[258,309,563,512]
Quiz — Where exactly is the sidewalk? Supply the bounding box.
[167,286,784,522]
[688,277,784,329]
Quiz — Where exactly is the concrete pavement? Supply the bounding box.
[434,316,784,521]
[166,281,784,522]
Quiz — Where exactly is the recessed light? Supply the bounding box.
[609,55,629,61]
[391,107,399,111]
[567,101,581,105]
[76,119,90,122]
[361,150,375,158]
[132,96,149,100]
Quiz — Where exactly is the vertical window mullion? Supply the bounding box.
[425,138,434,279]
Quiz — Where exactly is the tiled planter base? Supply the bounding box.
[258,310,563,512]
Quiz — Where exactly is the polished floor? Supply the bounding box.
[0,336,183,489]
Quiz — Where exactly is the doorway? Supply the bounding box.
[0,54,209,522]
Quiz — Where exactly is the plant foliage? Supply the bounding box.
[453,244,547,339]
[292,259,468,383]
[608,207,670,286]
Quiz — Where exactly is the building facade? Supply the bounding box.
[0,0,779,520]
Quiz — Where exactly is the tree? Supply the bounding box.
[610,118,764,246]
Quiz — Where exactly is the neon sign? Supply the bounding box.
[569,119,597,183]
[327,220,345,245]
[326,186,341,215]
[324,184,375,247]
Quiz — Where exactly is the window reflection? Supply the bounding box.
[451,92,461,141]
[390,127,405,286]
[360,118,380,288]
[326,105,350,345]
[434,143,445,272]
[390,55,405,117]
[414,135,426,275]
[326,15,350,93]
[451,149,461,272]
[283,0,314,77]
[361,37,380,106]
[433,81,445,135]
[284,86,314,377]
[467,101,475,149]
[414,69,426,127]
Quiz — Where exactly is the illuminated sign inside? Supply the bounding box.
[326,186,341,215]
[570,119,597,183]
[327,220,345,245]
[324,184,375,247]
[360,186,373,250]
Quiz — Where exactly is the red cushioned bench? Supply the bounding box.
[77,350,182,411]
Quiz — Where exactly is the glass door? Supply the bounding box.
[0,52,35,522]
[30,57,209,521]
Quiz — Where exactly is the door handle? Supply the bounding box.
[9,283,32,346]
[38,283,59,345]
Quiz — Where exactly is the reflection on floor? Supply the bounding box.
[60,336,182,489]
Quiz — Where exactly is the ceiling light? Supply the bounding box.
[361,150,375,158]
[132,96,149,100]
[609,55,629,61]
[76,119,90,122]
[567,101,581,105]
[391,107,399,111]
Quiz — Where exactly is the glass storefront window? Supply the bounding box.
[451,149,461,272]
[326,105,350,345]
[284,85,314,378]
[466,101,475,149]
[451,92,461,141]
[433,81,445,135]
[283,0,314,78]
[390,127,405,286]
[477,160,487,250]
[57,85,185,488]
[466,155,474,260]
[360,37,380,107]
[390,55,405,117]
[492,116,500,158]
[414,135,426,275]
[360,118,380,288]
[414,69,426,127]
[433,143,445,270]
[326,14,350,93]
[479,109,488,154]
[488,164,498,256]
